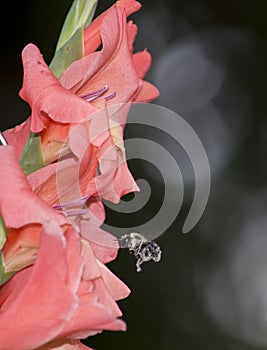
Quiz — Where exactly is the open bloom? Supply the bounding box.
[3,1,159,205]
[0,220,130,350]
[0,144,117,273]
[0,145,130,349]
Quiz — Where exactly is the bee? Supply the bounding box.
[119,232,162,272]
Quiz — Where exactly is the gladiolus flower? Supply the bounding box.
[0,145,130,349]
[0,145,118,273]
[4,2,159,205]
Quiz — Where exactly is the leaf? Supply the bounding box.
[50,0,98,77]
[49,26,83,78]
[19,132,44,176]
[55,0,98,52]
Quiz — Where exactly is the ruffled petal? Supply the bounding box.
[38,339,93,350]
[3,118,31,160]
[0,221,83,350]
[58,242,130,341]
[134,80,160,102]
[132,50,152,79]
[84,0,142,55]
[19,44,97,133]
[60,8,140,107]
[0,146,65,228]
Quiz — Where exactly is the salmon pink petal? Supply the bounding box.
[29,158,78,206]
[28,150,119,265]
[3,118,31,160]
[84,0,141,55]
[80,242,123,304]
[28,154,93,208]
[0,146,65,228]
[59,275,128,340]
[58,292,127,340]
[27,162,58,193]
[132,51,160,102]
[92,318,127,333]
[83,111,139,202]
[28,142,119,264]
[59,341,93,350]
[19,44,96,133]
[97,260,131,301]
[81,239,103,281]
[86,195,106,224]
[88,236,118,264]
[29,139,97,208]
[66,113,138,204]
[133,50,152,79]
[2,225,41,272]
[79,216,119,264]
[126,20,138,52]
[91,279,124,318]
[0,221,83,349]
[64,226,84,293]
[135,80,160,102]
[60,8,140,106]
[95,152,139,203]
[37,340,94,350]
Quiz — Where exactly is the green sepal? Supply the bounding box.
[19,132,44,176]
[50,0,98,78]
[0,252,15,286]
[49,26,84,79]
[55,0,98,52]
[0,216,6,250]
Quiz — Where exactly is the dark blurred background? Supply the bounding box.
[1,0,267,349]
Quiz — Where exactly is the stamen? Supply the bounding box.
[0,132,8,146]
[81,86,116,103]
[52,194,91,211]
[81,85,109,102]
[105,92,116,100]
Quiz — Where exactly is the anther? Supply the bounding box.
[105,92,116,100]
[81,85,109,102]
[52,194,91,211]
[81,86,116,103]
